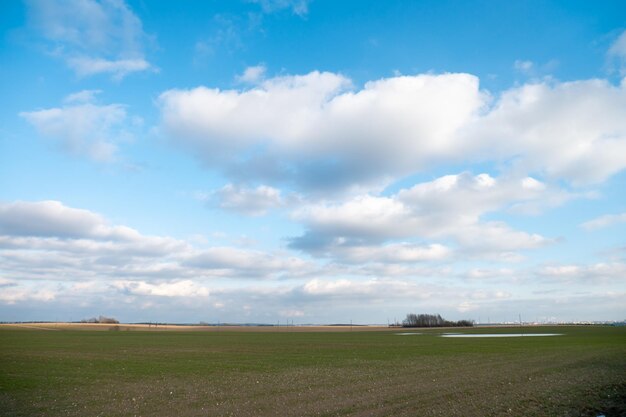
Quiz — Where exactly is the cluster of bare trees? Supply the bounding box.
[80,315,119,324]
[402,313,473,328]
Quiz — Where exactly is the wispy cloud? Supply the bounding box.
[538,262,626,283]
[608,29,626,76]
[210,184,285,216]
[26,0,153,79]
[63,89,102,104]
[581,212,626,231]
[249,0,311,17]
[194,14,250,64]
[67,57,152,80]
[20,92,139,162]
[514,59,534,75]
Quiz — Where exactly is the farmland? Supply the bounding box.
[0,325,624,416]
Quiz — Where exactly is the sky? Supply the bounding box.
[1,0,625,324]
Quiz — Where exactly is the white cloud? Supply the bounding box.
[26,0,152,79]
[292,194,410,241]
[457,301,478,313]
[20,94,136,162]
[514,60,534,75]
[538,262,626,283]
[184,247,314,279]
[302,278,360,296]
[160,71,626,190]
[608,30,626,75]
[294,278,512,318]
[236,65,267,84]
[212,183,284,216]
[249,0,311,16]
[329,243,451,264]
[513,59,559,78]
[280,309,305,317]
[290,172,553,260]
[465,268,515,280]
[0,200,135,240]
[64,89,102,104]
[159,72,483,190]
[541,265,581,277]
[471,79,626,185]
[0,200,316,283]
[0,201,191,282]
[581,212,626,231]
[395,172,550,223]
[1,200,623,323]
[159,71,352,151]
[193,14,248,64]
[67,57,151,80]
[112,280,210,297]
[454,223,546,260]
[0,286,56,304]
[301,278,430,298]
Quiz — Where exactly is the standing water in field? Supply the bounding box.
[440,333,563,338]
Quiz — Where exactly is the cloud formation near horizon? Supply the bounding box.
[1,199,623,322]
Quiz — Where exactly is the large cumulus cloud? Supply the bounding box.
[159,72,485,191]
[159,70,626,191]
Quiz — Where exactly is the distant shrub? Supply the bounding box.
[80,317,98,323]
[402,313,474,328]
[98,316,119,324]
[81,315,119,324]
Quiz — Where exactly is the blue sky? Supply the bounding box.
[1,0,625,324]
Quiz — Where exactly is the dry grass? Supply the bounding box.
[0,322,392,332]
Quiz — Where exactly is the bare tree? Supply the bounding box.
[402,313,473,328]
[97,315,119,324]
[80,315,119,324]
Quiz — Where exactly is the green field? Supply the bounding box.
[0,326,624,416]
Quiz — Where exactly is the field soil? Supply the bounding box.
[0,325,624,416]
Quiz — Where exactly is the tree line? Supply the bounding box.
[402,313,473,328]
[80,315,119,324]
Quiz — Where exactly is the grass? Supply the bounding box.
[0,325,624,416]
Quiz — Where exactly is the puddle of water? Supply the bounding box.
[441,333,563,338]
[394,332,423,336]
